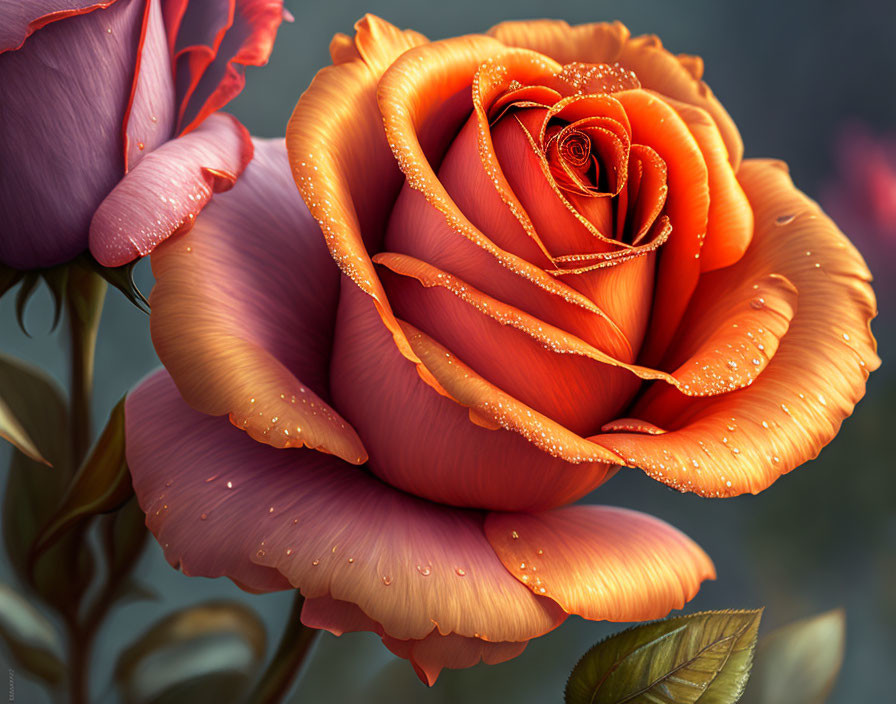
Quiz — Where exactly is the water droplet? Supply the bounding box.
[199,513,207,520]
[455,567,466,577]
[775,214,796,225]
[511,530,519,539]
[416,564,431,576]
[382,575,392,586]
[347,557,354,564]
[137,141,145,151]
[519,562,526,570]
[226,481,233,489]
[312,559,320,566]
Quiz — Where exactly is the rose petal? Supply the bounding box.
[178,0,287,134]
[126,370,291,593]
[346,13,427,76]
[485,505,714,621]
[126,370,564,643]
[0,0,114,53]
[383,632,528,687]
[302,596,530,686]
[123,0,176,171]
[138,138,364,463]
[286,16,429,368]
[615,89,710,365]
[487,19,630,67]
[0,0,142,268]
[377,252,783,408]
[169,0,232,127]
[634,272,798,417]
[662,95,753,272]
[590,160,879,496]
[378,41,637,358]
[89,112,253,266]
[377,253,645,433]
[487,20,743,169]
[331,281,620,511]
[385,174,631,358]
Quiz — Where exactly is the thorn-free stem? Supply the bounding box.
[65,264,106,466]
[246,591,320,704]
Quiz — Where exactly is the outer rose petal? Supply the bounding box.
[0,0,115,53]
[331,281,620,512]
[301,596,530,686]
[485,506,714,621]
[126,371,563,645]
[178,0,288,134]
[591,160,879,496]
[487,19,743,168]
[286,15,429,367]
[89,112,253,267]
[141,138,365,464]
[0,0,142,269]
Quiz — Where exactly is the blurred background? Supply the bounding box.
[2,0,894,701]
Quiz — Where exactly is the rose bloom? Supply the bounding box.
[125,17,879,684]
[0,0,288,270]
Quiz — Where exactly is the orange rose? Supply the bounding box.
[288,16,877,504]
[126,16,878,684]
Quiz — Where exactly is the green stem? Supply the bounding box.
[246,592,320,704]
[62,263,106,704]
[64,264,106,466]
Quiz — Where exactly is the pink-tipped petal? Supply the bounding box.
[89,111,252,266]
[126,370,291,593]
[485,506,715,622]
[126,371,563,643]
[0,0,142,268]
[142,138,365,464]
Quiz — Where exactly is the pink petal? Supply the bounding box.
[302,596,530,686]
[0,0,142,268]
[485,505,715,621]
[125,370,563,643]
[122,0,176,171]
[141,138,365,463]
[0,0,115,53]
[89,111,252,266]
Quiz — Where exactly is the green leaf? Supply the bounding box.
[0,354,94,615]
[115,602,267,704]
[565,609,763,704]
[741,609,845,704]
[0,583,65,685]
[33,398,133,557]
[0,394,49,465]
